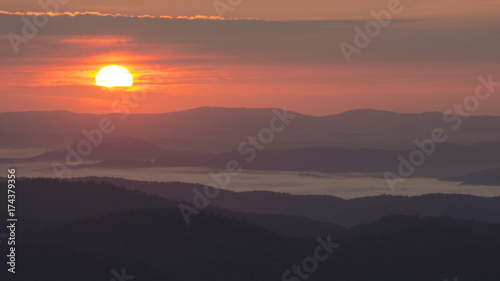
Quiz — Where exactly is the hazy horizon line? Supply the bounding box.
[1,106,500,118]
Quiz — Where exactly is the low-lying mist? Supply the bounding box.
[5,161,499,199]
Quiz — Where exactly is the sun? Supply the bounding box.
[95,65,133,87]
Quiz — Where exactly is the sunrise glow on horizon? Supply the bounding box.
[95,65,134,87]
[0,1,499,116]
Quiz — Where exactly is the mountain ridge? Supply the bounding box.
[2,107,500,152]
[3,106,499,118]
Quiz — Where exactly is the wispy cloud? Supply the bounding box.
[0,12,499,115]
[0,10,223,20]
[3,0,500,20]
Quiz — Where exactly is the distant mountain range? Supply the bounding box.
[2,107,500,152]
[442,167,500,185]
[31,136,167,161]
[15,136,500,178]
[3,107,499,280]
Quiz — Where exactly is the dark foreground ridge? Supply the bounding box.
[1,178,499,280]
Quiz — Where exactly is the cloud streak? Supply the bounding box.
[0,10,223,20]
[3,0,500,20]
[0,12,499,116]
[1,13,499,64]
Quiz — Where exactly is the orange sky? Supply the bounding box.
[2,0,500,20]
[0,3,499,116]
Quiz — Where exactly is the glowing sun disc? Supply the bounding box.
[95,65,133,87]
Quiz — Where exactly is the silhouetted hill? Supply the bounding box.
[31,136,167,161]
[18,208,312,281]
[13,209,500,281]
[71,177,500,227]
[2,107,500,152]
[2,178,500,280]
[0,178,177,227]
[208,210,345,239]
[337,215,500,244]
[29,140,500,178]
[442,167,500,185]
[152,141,498,177]
[0,178,343,238]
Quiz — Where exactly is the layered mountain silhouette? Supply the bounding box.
[17,209,500,281]
[31,136,168,161]
[2,107,500,280]
[442,167,500,185]
[2,107,500,152]
[2,178,500,280]
[1,178,342,238]
[68,177,500,227]
[19,138,500,178]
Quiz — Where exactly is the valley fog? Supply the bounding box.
[7,162,500,199]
